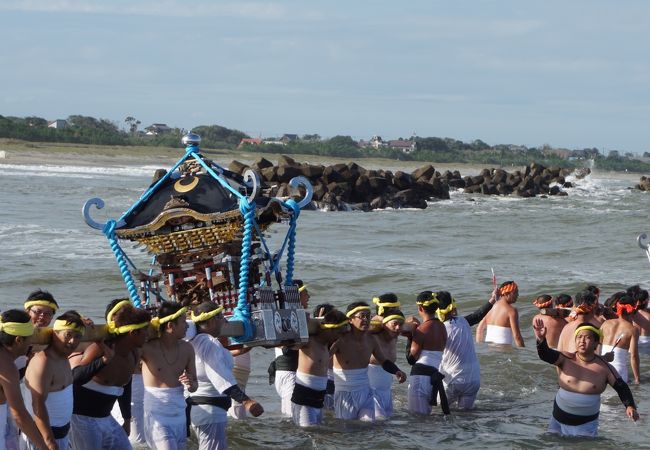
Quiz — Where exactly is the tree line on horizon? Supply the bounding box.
[1,114,649,172]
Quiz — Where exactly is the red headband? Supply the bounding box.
[532,298,552,309]
[616,303,636,317]
[499,282,518,295]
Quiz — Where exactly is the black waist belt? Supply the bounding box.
[51,422,70,440]
[326,379,335,396]
[73,384,118,418]
[291,383,326,409]
[553,400,599,426]
[410,363,450,415]
[186,395,232,411]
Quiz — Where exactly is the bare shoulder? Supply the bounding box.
[179,340,195,354]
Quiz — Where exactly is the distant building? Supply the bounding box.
[369,136,385,149]
[238,138,263,148]
[280,134,299,143]
[48,119,68,129]
[387,139,417,153]
[145,123,172,135]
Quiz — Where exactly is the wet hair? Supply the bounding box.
[554,294,573,307]
[604,291,626,308]
[313,303,334,318]
[25,289,58,309]
[346,301,370,315]
[105,298,151,334]
[380,307,405,321]
[416,290,439,314]
[322,309,348,326]
[156,301,185,332]
[532,294,553,309]
[54,310,84,330]
[293,279,305,289]
[574,290,597,306]
[618,295,636,307]
[585,285,600,297]
[192,301,222,330]
[374,292,398,314]
[436,291,454,310]
[0,309,31,347]
[637,289,649,307]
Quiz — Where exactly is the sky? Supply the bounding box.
[1,0,649,153]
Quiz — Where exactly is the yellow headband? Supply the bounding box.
[53,320,84,335]
[110,321,150,335]
[574,325,603,342]
[346,306,371,318]
[24,300,58,313]
[436,299,457,322]
[382,314,405,324]
[191,306,224,323]
[151,307,188,328]
[320,319,350,329]
[298,285,308,293]
[106,300,132,324]
[0,320,34,337]
[417,293,439,307]
[372,297,401,315]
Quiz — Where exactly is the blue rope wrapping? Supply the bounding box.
[229,198,256,343]
[103,220,141,307]
[283,199,301,287]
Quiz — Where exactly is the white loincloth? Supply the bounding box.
[144,386,187,450]
[84,379,124,397]
[485,324,513,345]
[110,374,145,444]
[548,388,600,437]
[332,368,374,421]
[192,422,226,450]
[441,316,481,409]
[69,414,131,450]
[408,351,443,415]
[291,371,327,427]
[601,345,629,382]
[0,402,7,448]
[368,363,393,419]
[274,370,296,417]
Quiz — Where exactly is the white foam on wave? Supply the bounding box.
[0,163,153,179]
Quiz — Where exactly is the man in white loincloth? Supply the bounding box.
[141,301,198,450]
[69,299,151,450]
[23,311,84,450]
[600,295,640,384]
[533,318,638,437]
[405,291,448,415]
[188,301,263,449]
[476,281,524,347]
[0,310,50,450]
[291,308,348,427]
[437,289,497,409]
[368,298,404,419]
[330,302,406,422]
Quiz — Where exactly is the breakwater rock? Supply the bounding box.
[635,176,650,191]
[227,156,584,211]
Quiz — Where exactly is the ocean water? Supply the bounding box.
[1,159,650,449]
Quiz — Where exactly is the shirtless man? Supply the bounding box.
[406,291,448,414]
[69,299,151,450]
[476,281,524,347]
[630,286,650,355]
[368,307,404,419]
[141,301,198,450]
[0,310,50,450]
[557,290,602,353]
[23,311,84,450]
[531,294,569,349]
[533,319,638,437]
[600,295,640,384]
[188,301,263,448]
[438,289,497,409]
[330,301,406,421]
[291,308,349,427]
[24,290,59,329]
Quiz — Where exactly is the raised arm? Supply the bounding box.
[533,318,563,367]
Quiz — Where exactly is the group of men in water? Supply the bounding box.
[0,280,645,449]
